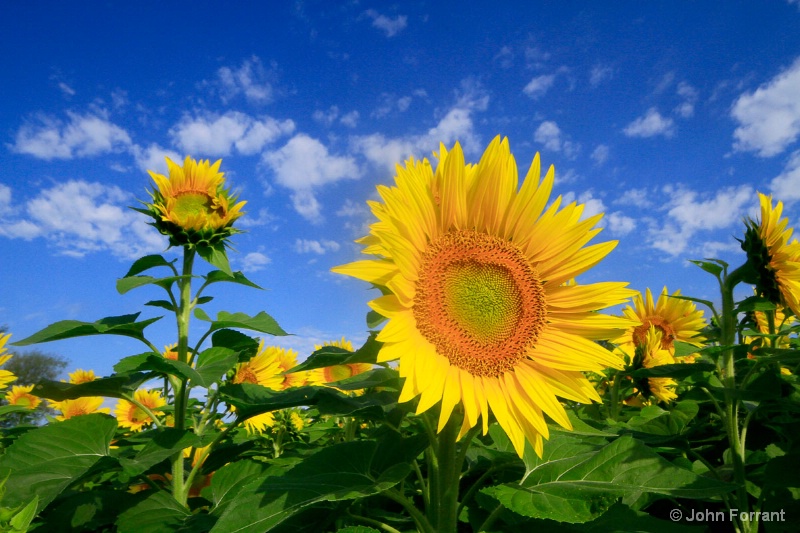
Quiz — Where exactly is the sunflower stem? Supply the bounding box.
[171,247,196,507]
[720,263,752,533]
[432,411,461,533]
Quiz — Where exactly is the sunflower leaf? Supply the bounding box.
[630,362,715,379]
[195,346,239,386]
[116,275,184,295]
[0,413,117,513]
[32,372,153,401]
[11,313,162,347]
[204,270,264,290]
[114,352,206,386]
[119,428,200,477]
[210,434,422,533]
[688,259,724,279]
[115,490,193,533]
[124,254,177,277]
[483,435,735,524]
[287,333,380,373]
[194,310,288,337]
[197,242,233,276]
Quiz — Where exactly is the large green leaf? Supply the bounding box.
[204,270,263,290]
[124,254,177,277]
[32,372,153,401]
[194,309,287,337]
[34,490,134,532]
[195,347,239,387]
[287,333,380,373]
[115,491,192,533]
[114,352,204,385]
[211,433,425,532]
[0,414,117,512]
[483,435,735,524]
[197,242,233,276]
[762,453,800,533]
[12,313,162,347]
[116,275,184,295]
[119,428,200,477]
[210,460,269,512]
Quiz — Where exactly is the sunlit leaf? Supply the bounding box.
[194,309,287,337]
[12,313,162,347]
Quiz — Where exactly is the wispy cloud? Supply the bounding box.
[590,144,609,166]
[10,111,131,160]
[623,108,675,138]
[523,74,555,100]
[732,56,800,157]
[363,9,408,37]
[293,239,340,254]
[589,65,613,87]
[241,251,271,273]
[263,134,361,222]
[769,150,800,201]
[561,190,636,237]
[0,181,165,258]
[215,56,276,105]
[534,121,579,158]
[675,82,698,118]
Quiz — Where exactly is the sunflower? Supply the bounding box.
[613,287,706,362]
[232,340,284,390]
[115,389,166,431]
[746,303,795,375]
[68,368,98,384]
[6,385,41,410]
[333,137,635,457]
[0,333,16,390]
[143,156,246,248]
[309,338,373,394]
[52,397,110,421]
[162,343,179,361]
[627,327,678,404]
[742,193,800,317]
[274,347,308,389]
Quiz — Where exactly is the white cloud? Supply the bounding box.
[769,150,800,201]
[732,57,800,157]
[10,111,131,160]
[675,82,698,118]
[523,74,555,100]
[263,134,361,222]
[293,239,340,254]
[614,188,653,208]
[561,190,635,237]
[590,65,613,87]
[0,181,165,258]
[364,9,407,37]
[241,252,271,273]
[131,143,184,174]
[171,112,294,157]
[313,106,340,126]
[591,144,609,165]
[0,184,12,216]
[647,185,753,256]
[340,111,359,128]
[534,121,579,157]
[606,212,637,236]
[623,108,675,138]
[493,46,514,69]
[216,56,275,104]
[58,82,76,96]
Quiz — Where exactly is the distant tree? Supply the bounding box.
[2,348,69,427]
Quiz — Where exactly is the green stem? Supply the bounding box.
[609,371,622,421]
[477,503,504,532]
[172,247,196,507]
[720,264,752,532]
[384,488,435,533]
[345,510,403,533]
[432,412,460,533]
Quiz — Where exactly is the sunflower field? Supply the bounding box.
[1,137,798,533]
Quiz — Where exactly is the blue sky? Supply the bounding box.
[2,1,800,378]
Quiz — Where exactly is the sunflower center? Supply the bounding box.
[413,229,547,377]
[324,365,354,383]
[235,366,259,384]
[633,317,676,350]
[173,192,215,220]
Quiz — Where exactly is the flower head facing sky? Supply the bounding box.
[333,137,635,457]
[629,327,678,404]
[52,396,110,421]
[742,193,800,317]
[143,156,245,248]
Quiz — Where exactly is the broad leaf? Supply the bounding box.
[204,270,263,290]
[33,372,153,401]
[0,414,117,512]
[211,434,424,532]
[124,255,177,277]
[287,333,380,373]
[197,242,233,276]
[119,428,200,477]
[484,435,735,524]
[194,309,287,337]
[631,363,714,379]
[195,347,239,387]
[12,313,162,347]
[116,275,184,295]
[210,460,269,512]
[114,352,204,385]
[115,491,192,533]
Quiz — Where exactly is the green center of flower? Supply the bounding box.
[324,365,354,383]
[443,262,522,345]
[173,192,215,221]
[414,229,547,377]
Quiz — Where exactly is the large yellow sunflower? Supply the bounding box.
[115,389,166,432]
[68,368,98,384]
[333,137,635,457]
[614,287,706,358]
[144,156,246,247]
[743,193,800,317]
[274,347,308,389]
[0,333,16,390]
